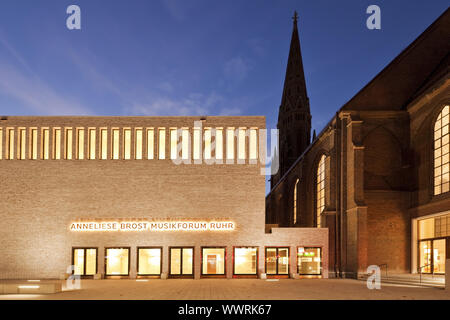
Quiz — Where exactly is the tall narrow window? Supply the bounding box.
[100,129,108,160]
[53,128,61,160]
[112,129,120,160]
[88,129,96,160]
[293,179,299,225]
[434,105,450,195]
[18,128,26,160]
[65,128,72,160]
[31,128,38,160]
[158,128,165,159]
[77,129,84,160]
[193,128,201,160]
[7,128,14,160]
[170,128,178,160]
[316,155,326,228]
[238,128,246,160]
[0,128,2,160]
[215,128,223,160]
[147,128,154,159]
[249,129,258,160]
[42,128,49,160]
[135,128,143,160]
[182,129,189,160]
[226,128,235,160]
[204,128,212,160]
[123,129,131,160]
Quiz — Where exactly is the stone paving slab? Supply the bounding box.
[0,279,449,300]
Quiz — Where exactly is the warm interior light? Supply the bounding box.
[18,285,40,289]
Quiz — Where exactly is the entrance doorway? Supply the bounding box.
[265,247,289,276]
[419,239,446,274]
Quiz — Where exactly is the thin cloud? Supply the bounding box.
[224,56,250,82]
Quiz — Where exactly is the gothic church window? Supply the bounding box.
[316,155,326,227]
[434,105,450,195]
[293,178,299,224]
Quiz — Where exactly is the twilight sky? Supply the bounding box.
[0,1,448,192]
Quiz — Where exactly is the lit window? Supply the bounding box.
[112,129,120,160]
[18,128,26,160]
[147,128,154,159]
[215,128,223,160]
[202,247,225,275]
[434,105,450,195]
[169,247,193,276]
[42,128,49,160]
[226,128,235,160]
[158,128,165,159]
[138,248,161,276]
[297,247,322,275]
[234,247,257,275]
[204,128,212,160]
[53,128,61,160]
[265,247,289,275]
[100,129,108,160]
[123,128,131,160]
[182,129,189,160]
[65,128,72,160]
[88,129,96,160]
[316,155,326,228]
[73,248,97,276]
[193,128,201,160]
[77,128,84,160]
[135,128,143,160]
[170,128,178,160]
[293,179,299,225]
[249,129,258,160]
[105,248,129,276]
[30,128,38,160]
[238,128,246,160]
[0,128,2,160]
[7,128,14,160]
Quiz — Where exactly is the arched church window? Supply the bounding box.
[293,179,299,224]
[434,105,450,195]
[316,155,326,227]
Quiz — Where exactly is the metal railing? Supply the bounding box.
[379,264,388,278]
[418,264,433,284]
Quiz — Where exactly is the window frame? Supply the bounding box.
[264,246,290,277]
[432,104,450,197]
[136,246,163,278]
[168,246,195,278]
[71,247,98,278]
[232,246,258,278]
[200,246,227,278]
[104,247,131,278]
[296,246,323,276]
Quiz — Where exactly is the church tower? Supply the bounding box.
[272,11,311,188]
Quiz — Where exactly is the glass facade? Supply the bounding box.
[297,247,322,275]
[418,214,448,274]
[170,247,193,277]
[137,247,162,276]
[202,247,225,276]
[434,105,449,195]
[265,247,289,275]
[234,247,257,275]
[73,248,97,276]
[105,248,129,276]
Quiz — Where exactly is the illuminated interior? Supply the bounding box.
[316,155,326,227]
[297,247,321,275]
[170,128,178,160]
[226,128,234,160]
[204,128,211,159]
[158,128,165,159]
[100,129,107,160]
[234,247,257,275]
[77,128,84,160]
[18,128,26,160]
[193,128,200,160]
[249,129,257,160]
[147,128,154,159]
[215,128,223,160]
[434,105,449,195]
[89,129,96,160]
[53,128,61,160]
[124,129,131,160]
[170,248,193,276]
[73,248,97,276]
[293,179,299,224]
[42,128,50,160]
[238,128,246,160]
[7,128,14,159]
[182,128,189,159]
[65,128,72,160]
[105,248,129,276]
[112,129,120,159]
[138,248,161,275]
[418,215,448,274]
[202,248,225,275]
[266,247,289,275]
[135,129,143,160]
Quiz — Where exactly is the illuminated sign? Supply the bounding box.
[70,220,235,232]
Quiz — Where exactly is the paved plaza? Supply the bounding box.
[1,279,449,300]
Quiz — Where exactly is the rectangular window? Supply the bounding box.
[77,128,84,160]
[112,129,120,160]
[7,128,14,160]
[65,128,73,160]
[73,248,97,276]
[233,247,258,275]
[202,247,226,276]
[147,128,154,159]
[249,129,258,160]
[265,247,289,275]
[123,128,131,160]
[170,128,178,160]
[182,129,189,160]
[18,128,26,160]
[297,247,322,275]
[193,128,201,160]
[53,128,61,160]
[42,128,50,160]
[169,247,193,277]
[30,128,38,160]
[215,128,223,160]
[204,128,211,160]
[105,248,129,276]
[238,128,246,160]
[88,129,96,160]
[226,128,234,160]
[135,128,143,160]
[137,247,162,276]
[158,128,165,159]
[100,129,108,160]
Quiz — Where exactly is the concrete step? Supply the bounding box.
[358,274,445,288]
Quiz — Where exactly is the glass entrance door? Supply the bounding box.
[433,239,446,274]
[169,247,194,277]
[419,239,446,274]
[265,247,289,276]
[72,248,97,277]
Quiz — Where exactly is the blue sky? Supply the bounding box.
[0,1,448,192]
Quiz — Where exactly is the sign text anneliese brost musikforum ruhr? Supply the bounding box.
[69,221,235,231]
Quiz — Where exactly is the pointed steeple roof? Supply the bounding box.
[280,11,308,109]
